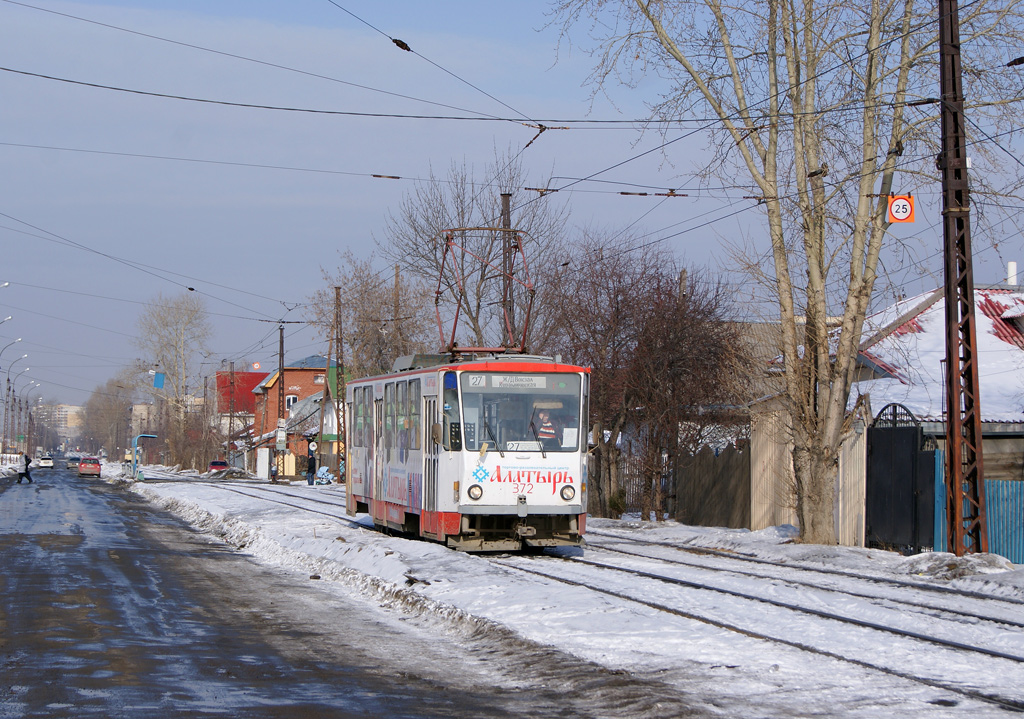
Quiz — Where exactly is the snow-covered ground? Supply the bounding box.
[108,463,1024,717]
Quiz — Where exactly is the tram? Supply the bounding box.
[345,353,589,551]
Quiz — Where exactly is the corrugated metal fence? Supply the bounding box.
[934,453,1024,562]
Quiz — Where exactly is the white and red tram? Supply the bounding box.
[345,353,589,551]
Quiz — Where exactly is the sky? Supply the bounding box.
[1,1,1022,406]
[78,463,1024,718]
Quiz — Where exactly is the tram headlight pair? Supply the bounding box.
[467,483,484,501]
[560,485,575,501]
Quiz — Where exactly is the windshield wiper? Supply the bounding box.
[483,420,504,457]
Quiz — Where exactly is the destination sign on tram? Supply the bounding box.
[487,374,547,389]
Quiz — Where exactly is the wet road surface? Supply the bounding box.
[0,467,702,718]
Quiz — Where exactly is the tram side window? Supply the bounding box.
[442,371,461,451]
[353,387,362,448]
[397,380,408,454]
[364,389,374,447]
[409,379,421,450]
[384,383,395,455]
[365,387,372,448]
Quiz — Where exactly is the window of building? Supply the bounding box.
[285,394,298,410]
[314,373,325,385]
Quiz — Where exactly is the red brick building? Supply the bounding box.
[252,355,329,449]
[215,370,262,416]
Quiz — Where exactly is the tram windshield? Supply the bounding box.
[459,372,582,453]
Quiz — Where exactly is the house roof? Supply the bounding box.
[854,285,1024,422]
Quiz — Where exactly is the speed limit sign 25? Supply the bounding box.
[887,194,915,223]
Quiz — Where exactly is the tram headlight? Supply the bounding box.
[467,483,484,501]
[560,485,575,501]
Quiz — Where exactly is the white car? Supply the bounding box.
[38,456,54,468]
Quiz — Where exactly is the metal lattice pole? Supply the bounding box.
[939,0,987,554]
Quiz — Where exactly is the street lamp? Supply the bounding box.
[5,353,27,383]
[2,352,26,456]
[0,337,22,367]
[16,381,39,453]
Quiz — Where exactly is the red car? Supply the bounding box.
[78,457,101,477]
[208,460,230,473]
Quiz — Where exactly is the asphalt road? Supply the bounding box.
[0,466,701,718]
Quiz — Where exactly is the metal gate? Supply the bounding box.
[866,403,936,550]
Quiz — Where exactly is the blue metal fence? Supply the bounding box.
[933,450,1024,562]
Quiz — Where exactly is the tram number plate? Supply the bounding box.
[512,483,534,494]
[506,441,541,451]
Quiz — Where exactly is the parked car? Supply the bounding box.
[38,456,54,468]
[208,460,230,473]
[66,457,80,470]
[77,457,101,477]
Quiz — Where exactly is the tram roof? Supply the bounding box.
[349,353,590,384]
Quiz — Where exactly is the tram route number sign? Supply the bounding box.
[887,194,915,223]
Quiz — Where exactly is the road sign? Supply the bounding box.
[253,362,261,370]
[887,194,915,223]
[309,441,318,452]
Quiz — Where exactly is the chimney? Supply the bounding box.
[1009,261,1018,286]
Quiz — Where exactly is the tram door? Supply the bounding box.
[373,397,384,517]
[424,396,438,512]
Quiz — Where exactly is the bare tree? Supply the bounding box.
[536,233,652,515]
[538,232,743,518]
[554,0,1024,542]
[135,292,211,467]
[311,252,436,378]
[379,148,570,349]
[81,374,134,457]
[628,269,747,519]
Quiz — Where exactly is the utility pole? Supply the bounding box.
[500,192,514,347]
[334,286,345,477]
[276,324,285,482]
[228,360,235,463]
[2,380,8,456]
[318,334,332,473]
[939,0,987,555]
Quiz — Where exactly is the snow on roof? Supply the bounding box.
[855,286,1024,422]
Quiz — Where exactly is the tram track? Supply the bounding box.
[197,482,360,527]
[197,486,1023,634]
[583,534,1024,630]
[146,481,1024,711]
[490,553,1024,712]
[587,528,1024,609]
